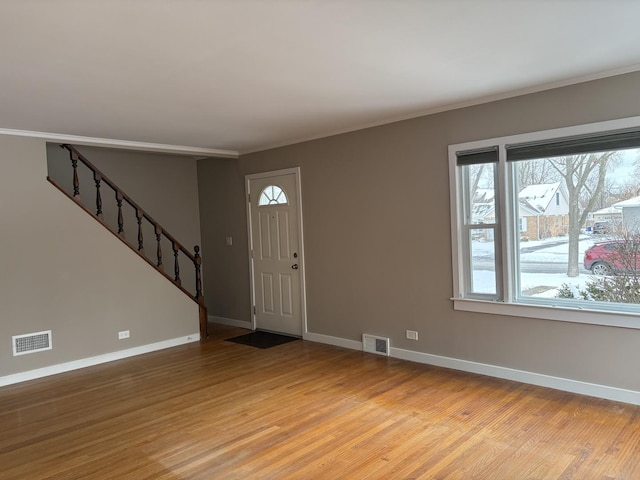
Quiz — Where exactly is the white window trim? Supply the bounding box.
[449,114,640,330]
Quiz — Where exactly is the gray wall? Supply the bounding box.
[47,144,202,296]
[198,71,640,391]
[0,136,198,377]
[197,158,251,321]
[46,144,201,252]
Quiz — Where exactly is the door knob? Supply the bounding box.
[291,264,299,270]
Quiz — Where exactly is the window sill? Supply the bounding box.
[452,297,640,330]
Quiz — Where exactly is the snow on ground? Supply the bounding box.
[472,270,589,296]
[471,234,606,297]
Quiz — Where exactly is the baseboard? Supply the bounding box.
[208,315,252,329]
[390,347,640,406]
[0,333,200,388]
[303,331,363,351]
[304,332,640,406]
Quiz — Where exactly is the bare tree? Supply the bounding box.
[612,179,640,203]
[468,164,497,223]
[631,153,640,181]
[548,152,617,277]
[470,164,486,199]
[608,150,640,203]
[517,158,561,188]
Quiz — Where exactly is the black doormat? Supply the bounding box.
[226,331,300,349]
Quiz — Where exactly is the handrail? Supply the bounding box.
[47,144,208,339]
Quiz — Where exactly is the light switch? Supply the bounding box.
[226,236,233,246]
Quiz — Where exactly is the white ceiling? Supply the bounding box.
[2,1,640,154]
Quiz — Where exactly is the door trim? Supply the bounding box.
[245,167,307,336]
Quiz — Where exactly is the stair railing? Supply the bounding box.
[47,144,208,340]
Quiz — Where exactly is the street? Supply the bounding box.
[473,259,588,274]
[473,236,593,274]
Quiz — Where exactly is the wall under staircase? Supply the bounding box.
[0,135,200,384]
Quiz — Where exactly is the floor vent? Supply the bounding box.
[362,334,390,356]
[12,330,52,356]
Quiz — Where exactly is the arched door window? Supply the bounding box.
[258,185,288,205]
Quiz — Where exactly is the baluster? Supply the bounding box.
[136,209,144,253]
[155,225,163,271]
[173,241,181,285]
[194,245,203,299]
[71,151,80,197]
[94,172,103,218]
[115,191,124,237]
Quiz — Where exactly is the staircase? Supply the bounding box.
[47,144,208,340]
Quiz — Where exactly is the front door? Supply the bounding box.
[247,169,304,336]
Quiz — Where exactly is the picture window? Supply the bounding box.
[449,117,640,329]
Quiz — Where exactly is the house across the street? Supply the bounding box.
[518,182,570,240]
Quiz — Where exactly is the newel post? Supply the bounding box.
[194,245,203,299]
[194,245,208,340]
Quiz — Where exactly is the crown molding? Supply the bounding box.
[0,128,238,158]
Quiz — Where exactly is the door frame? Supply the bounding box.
[245,167,308,336]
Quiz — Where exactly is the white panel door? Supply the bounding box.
[248,172,302,336]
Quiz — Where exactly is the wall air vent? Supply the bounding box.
[12,330,52,356]
[362,334,390,356]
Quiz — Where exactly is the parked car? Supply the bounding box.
[592,221,612,234]
[583,240,640,275]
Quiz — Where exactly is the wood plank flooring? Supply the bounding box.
[1,324,640,479]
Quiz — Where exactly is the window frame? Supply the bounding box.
[449,115,640,330]
[459,159,502,299]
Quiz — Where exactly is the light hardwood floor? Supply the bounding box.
[1,324,640,479]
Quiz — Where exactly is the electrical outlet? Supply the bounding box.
[406,330,418,340]
[118,330,130,340]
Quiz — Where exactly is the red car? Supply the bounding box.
[583,240,640,275]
